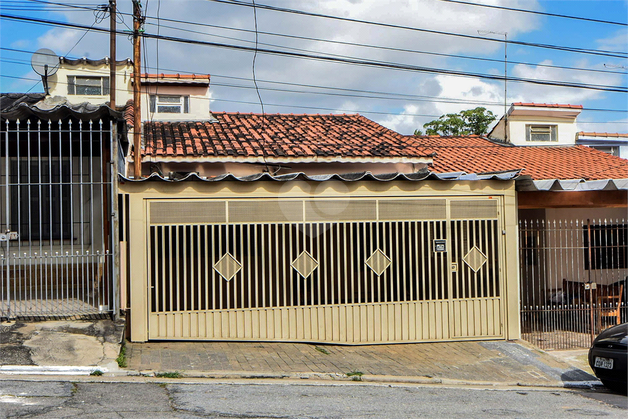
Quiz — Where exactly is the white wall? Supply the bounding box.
[48,62,134,106]
[140,84,211,121]
[507,116,578,146]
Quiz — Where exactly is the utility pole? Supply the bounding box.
[109,0,116,109]
[133,0,142,178]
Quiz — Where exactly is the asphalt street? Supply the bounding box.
[0,379,626,418]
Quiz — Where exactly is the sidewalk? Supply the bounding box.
[0,318,125,374]
[126,339,597,387]
[1,319,598,387]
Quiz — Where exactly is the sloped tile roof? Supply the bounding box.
[143,112,434,162]
[409,135,628,180]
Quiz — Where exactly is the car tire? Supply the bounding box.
[601,379,627,395]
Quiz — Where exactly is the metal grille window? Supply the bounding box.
[149,95,189,114]
[67,76,109,96]
[10,158,71,241]
[584,224,627,270]
[526,125,557,142]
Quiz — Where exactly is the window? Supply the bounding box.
[149,95,189,114]
[583,224,627,270]
[10,158,71,241]
[526,125,557,142]
[591,146,619,156]
[67,76,109,96]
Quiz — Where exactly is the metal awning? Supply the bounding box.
[119,169,521,183]
[516,178,628,191]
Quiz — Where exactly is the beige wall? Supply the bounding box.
[120,179,520,343]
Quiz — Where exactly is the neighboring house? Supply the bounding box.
[410,133,628,349]
[576,132,628,159]
[0,93,126,319]
[488,102,628,158]
[119,114,522,344]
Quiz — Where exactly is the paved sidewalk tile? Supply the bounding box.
[126,339,596,386]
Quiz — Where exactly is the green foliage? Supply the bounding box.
[315,346,331,355]
[420,107,496,136]
[346,370,363,377]
[116,342,127,368]
[90,369,103,376]
[155,371,183,379]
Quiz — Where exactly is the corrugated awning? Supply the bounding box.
[516,178,628,191]
[119,169,521,183]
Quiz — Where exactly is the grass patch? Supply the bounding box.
[90,369,103,376]
[116,341,127,368]
[155,371,183,379]
[346,370,363,381]
[314,346,330,355]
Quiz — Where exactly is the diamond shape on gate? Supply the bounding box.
[291,251,319,279]
[214,253,242,281]
[463,246,488,273]
[365,249,392,276]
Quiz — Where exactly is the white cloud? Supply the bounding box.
[37,29,82,55]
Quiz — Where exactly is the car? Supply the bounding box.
[588,322,627,393]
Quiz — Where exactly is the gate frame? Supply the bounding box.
[121,179,520,343]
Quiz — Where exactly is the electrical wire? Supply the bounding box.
[18,0,628,77]
[21,0,628,60]
[206,0,628,57]
[437,0,628,27]
[2,52,626,117]
[2,13,627,94]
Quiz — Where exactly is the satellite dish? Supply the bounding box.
[31,48,59,95]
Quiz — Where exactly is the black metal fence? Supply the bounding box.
[519,219,627,350]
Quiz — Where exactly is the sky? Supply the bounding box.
[0,0,627,135]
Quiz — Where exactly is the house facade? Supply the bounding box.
[410,133,628,349]
[0,93,124,319]
[119,114,521,344]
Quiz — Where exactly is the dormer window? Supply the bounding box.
[526,125,557,142]
[67,76,109,96]
[149,95,189,114]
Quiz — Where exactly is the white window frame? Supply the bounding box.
[526,124,558,142]
[150,95,190,114]
[67,76,109,96]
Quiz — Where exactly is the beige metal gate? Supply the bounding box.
[146,197,504,343]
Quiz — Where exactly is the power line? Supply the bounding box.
[2,50,627,116]
[20,0,628,77]
[3,73,627,125]
[2,13,627,94]
[21,0,628,59]
[438,0,628,27]
[140,15,628,78]
[206,0,628,58]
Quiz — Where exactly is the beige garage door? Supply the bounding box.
[146,197,504,343]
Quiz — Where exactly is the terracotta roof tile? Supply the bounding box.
[407,135,628,181]
[578,132,628,138]
[512,102,583,109]
[143,112,433,161]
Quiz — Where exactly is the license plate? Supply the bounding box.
[594,357,614,370]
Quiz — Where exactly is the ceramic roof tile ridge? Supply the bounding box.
[578,131,628,138]
[511,102,583,109]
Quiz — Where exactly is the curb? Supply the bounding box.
[0,366,111,376]
[125,369,604,389]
